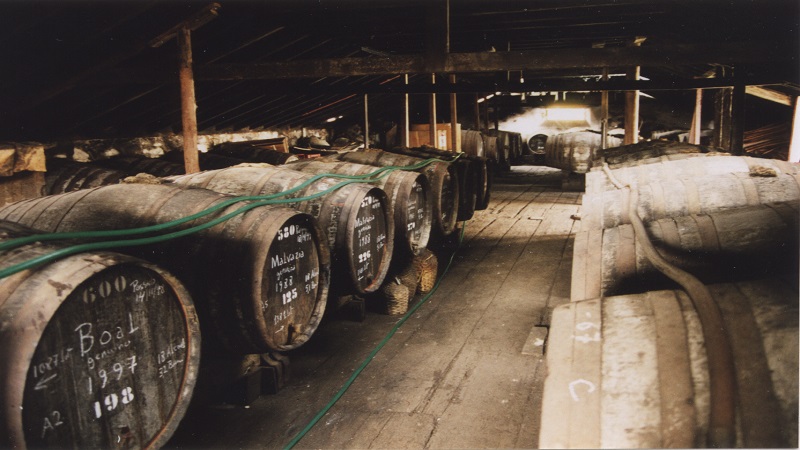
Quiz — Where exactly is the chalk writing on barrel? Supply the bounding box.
[568,379,596,402]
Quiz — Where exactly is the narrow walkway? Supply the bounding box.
[167,165,580,449]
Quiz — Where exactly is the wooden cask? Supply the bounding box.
[540,278,798,448]
[592,140,722,170]
[334,150,460,236]
[286,159,432,256]
[167,165,393,294]
[585,154,800,195]
[460,130,485,158]
[481,134,510,172]
[382,147,477,220]
[211,142,300,165]
[0,221,200,449]
[544,131,623,174]
[0,184,330,354]
[581,170,800,230]
[384,146,491,211]
[44,159,127,195]
[571,202,799,301]
[95,156,184,177]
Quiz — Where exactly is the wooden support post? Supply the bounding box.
[493,95,500,131]
[429,74,437,148]
[789,97,800,162]
[178,26,200,174]
[730,84,746,155]
[624,37,646,145]
[483,95,490,132]
[474,93,481,130]
[449,74,458,152]
[713,87,733,150]
[689,89,703,145]
[601,68,609,150]
[401,74,410,147]
[364,94,370,149]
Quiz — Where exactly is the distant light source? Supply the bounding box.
[325,115,343,123]
[545,107,590,122]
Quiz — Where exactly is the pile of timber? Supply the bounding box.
[744,122,792,160]
[541,150,799,448]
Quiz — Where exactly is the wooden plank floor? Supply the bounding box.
[166,165,580,449]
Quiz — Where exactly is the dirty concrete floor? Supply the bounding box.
[166,165,580,449]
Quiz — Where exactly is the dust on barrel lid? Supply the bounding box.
[0,246,200,449]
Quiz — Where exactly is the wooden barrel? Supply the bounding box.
[0,221,200,449]
[461,130,485,158]
[161,151,251,171]
[334,150,460,236]
[481,134,510,172]
[44,159,127,195]
[540,278,798,448]
[386,145,491,211]
[581,170,800,230]
[585,154,800,195]
[382,147,477,220]
[166,165,393,294]
[0,183,330,354]
[509,131,523,159]
[211,142,300,165]
[286,159,432,256]
[571,202,799,301]
[95,155,185,177]
[544,131,623,174]
[592,140,723,170]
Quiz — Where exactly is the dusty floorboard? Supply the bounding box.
[166,165,579,449]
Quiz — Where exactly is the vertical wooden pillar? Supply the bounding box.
[401,74,410,147]
[713,87,733,150]
[364,94,370,149]
[789,97,800,162]
[493,95,499,130]
[689,89,703,145]
[178,26,200,174]
[624,37,645,145]
[483,96,490,132]
[600,68,609,150]
[449,74,459,152]
[474,93,481,130]
[730,84,746,155]
[429,74,437,148]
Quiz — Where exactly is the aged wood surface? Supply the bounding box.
[0,222,200,449]
[0,184,329,354]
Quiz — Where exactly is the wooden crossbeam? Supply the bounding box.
[195,40,793,80]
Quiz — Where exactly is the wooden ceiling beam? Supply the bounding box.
[745,85,794,106]
[194,40,793,80]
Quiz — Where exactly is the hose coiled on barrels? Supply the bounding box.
[0,155,461,279]
[601,163,736,448]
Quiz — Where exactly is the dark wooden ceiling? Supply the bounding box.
[0,0,797,141]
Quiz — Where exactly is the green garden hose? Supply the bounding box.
[0,155,460,278]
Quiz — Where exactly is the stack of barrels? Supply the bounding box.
[543,130,623,174]
[461,129,521,173]
[2,138,493,447]
[540,141,799,448]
